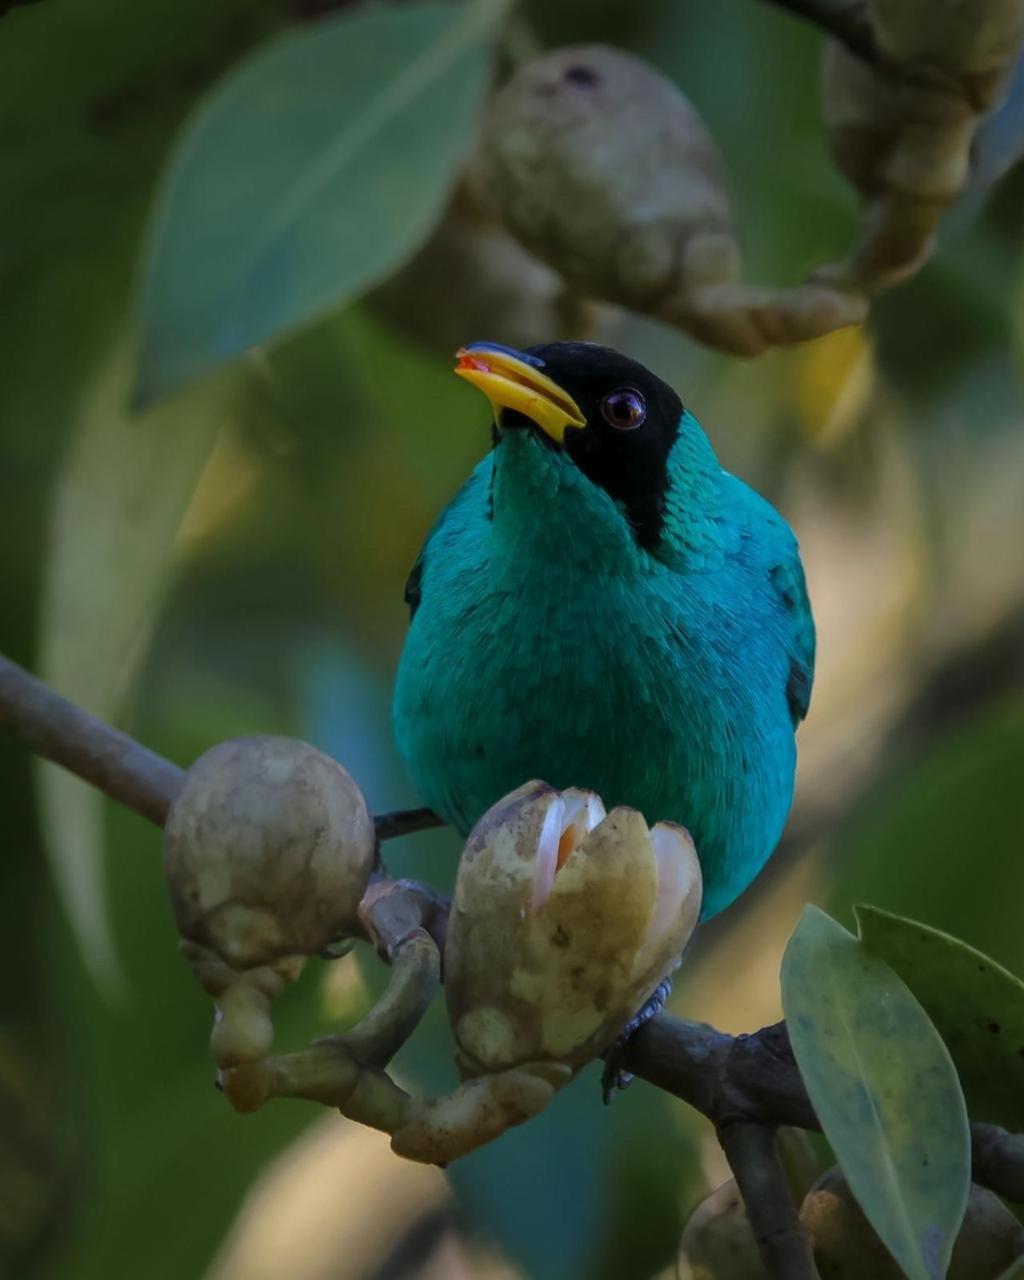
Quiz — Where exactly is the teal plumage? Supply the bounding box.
[392,342,814,919]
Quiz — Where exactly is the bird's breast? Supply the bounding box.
[402,550,779,788]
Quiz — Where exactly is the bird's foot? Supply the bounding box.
[600,977,672,1104]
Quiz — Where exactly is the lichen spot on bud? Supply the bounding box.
[457,1007,522,1072]
[204,904,287,972]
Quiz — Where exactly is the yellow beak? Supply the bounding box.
[454,343,586,444]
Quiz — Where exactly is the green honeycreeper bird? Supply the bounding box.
[392,341,814,919]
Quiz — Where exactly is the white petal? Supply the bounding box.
[559,787,607,835]
[644,822,702,953]
[531,796,566,911]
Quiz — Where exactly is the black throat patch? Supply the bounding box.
[563,417,679,549]
[521,342,684,551]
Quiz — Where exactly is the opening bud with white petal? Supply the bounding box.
[163,736,375,970]
[445,780,702,1076]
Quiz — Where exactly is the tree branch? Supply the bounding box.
[622,1016,818,1129]
[374,806,444,843]
[0,652,183,826]
[756,0,878,64]
[0,652,438,843]
[718,1120,821,1279]
[620,1016,1024,1206]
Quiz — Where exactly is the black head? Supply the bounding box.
[454,340,684,549]
[522,341,684,548]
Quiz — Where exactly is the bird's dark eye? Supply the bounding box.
[601,388,646,431]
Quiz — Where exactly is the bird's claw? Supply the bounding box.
[600,976,672,1104]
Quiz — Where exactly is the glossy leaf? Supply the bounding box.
[856,904,1024,1132]
[135,1,500,405]
[37,334,245,989]
[782,906,970,1280]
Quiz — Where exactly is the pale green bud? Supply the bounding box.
[467,46,738,313]
[163,736,375,969]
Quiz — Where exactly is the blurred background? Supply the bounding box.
[1,0,1023,1277]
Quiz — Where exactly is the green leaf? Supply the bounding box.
[782,905,970,1280]
[135,0,501,405]
[856,904,1024,1133]
[37,332,246,991]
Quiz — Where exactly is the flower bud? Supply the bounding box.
[467,46,738,317]
[801,1168,1024,1280]
[680,1179,768,1280]
[445,781,702,1076]
[469,45,865,353]
[819,0,1024,291]
[163,736,375,970]
[867,0,1024,103]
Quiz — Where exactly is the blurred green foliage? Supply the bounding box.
[829,706,1024,976]
[2,0,1023,1278]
